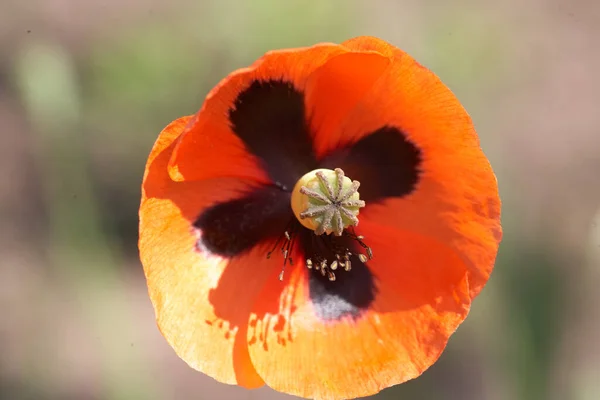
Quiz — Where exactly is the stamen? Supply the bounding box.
[349,226,374,260]
[327,270,336,281]
[301,229,373,282]
[267,219,293,259]
[267,220,298,282]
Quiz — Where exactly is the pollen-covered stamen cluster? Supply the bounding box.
[306,248,352,282]
[304,228,374,281]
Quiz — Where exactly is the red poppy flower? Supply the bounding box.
[139,36,502,399]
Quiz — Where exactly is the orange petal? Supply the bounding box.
[342,35,408,58]
[318,36,502,298]
[304,50,391,156]
[140,117,268,387]
[247,221,471,399]
[168,43,349,184]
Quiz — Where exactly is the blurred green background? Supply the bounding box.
[2,0,599,399]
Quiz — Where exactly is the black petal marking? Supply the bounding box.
[194,186,292,257]
[320,126,422,202]
[229,79,318,190]
[300,229,377,320]
[308,258,377,320]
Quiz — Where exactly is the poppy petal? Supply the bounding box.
[140,117,269,387]
[247,221,471,399]
[316,36,502,298]
[168,44,349,188]
[342,35,407,58]
[304,51,391,156]
[319,125,422,202]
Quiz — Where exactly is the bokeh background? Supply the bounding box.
[2,0,600,399]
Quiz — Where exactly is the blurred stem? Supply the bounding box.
[15,41,156,400]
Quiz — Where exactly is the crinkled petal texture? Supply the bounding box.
[316,36,502,299]
[139,36,501,400]
[248,221,471,398]
[140,117,267,387]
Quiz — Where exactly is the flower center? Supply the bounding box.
[290,168,365,236]
[268,168,373,282]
